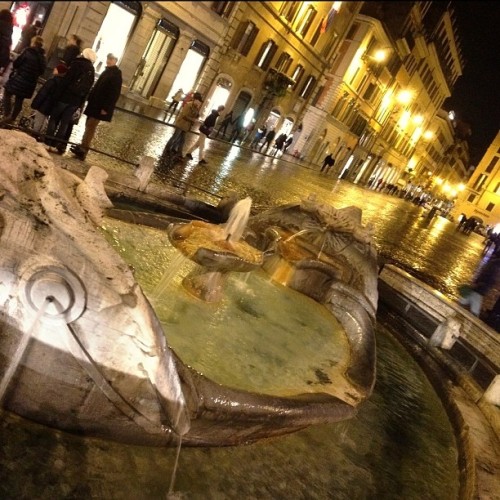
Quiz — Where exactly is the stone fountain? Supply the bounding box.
[166,198,264,302]
[0,130,378,447]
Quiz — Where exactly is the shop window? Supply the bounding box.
[486,202,495,212]
[299,75,316,99]
[93,2,141,73]
[280,2,300,23]
[254,40,277,71]
[297,6,317,38]
[290,64,304,89]
[167,40,209,101]
[275,52,292,73]
[485,157,498,173]
[211,1,234,18]
[231,21,259,56]
[10,1,54,51]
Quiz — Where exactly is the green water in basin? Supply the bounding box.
[101,217,351,398]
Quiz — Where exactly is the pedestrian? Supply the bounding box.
[61,34,82,66]
[1,35,46,127]
[250,125,267,148]
[16,20,42,53]
[44,48,96,154]
[166,88,183,113]
[458,247,500,317]
[29,62,69,136]
[163,91,203,158]
[229,113,245,143]
[259,128,276,153]
[0,9,13,77]
[70,53,122,160]
[283,134,293,153]
[184,104,224,165]
[320,153,335,173]
[214,110,233,139]
[272,132,288,156]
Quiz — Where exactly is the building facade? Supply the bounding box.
[452,131,500,226]
[2,1,469,192]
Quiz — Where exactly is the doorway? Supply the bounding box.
[130,22,177,98]
[167,40,209,101]
[231,90,252,121]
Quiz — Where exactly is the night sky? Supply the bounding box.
[443,1,500,165]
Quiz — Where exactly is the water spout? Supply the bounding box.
[223,196,252,242]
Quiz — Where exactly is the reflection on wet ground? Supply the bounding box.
[67,107,486,301]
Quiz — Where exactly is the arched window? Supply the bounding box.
[254,40,278,70]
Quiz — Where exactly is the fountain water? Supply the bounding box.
[166,197,264,303]
[222,196,252,242]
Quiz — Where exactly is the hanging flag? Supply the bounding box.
[320,2,342,34]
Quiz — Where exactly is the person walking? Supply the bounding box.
[1,35,46,127]
[29,62,68,136]
[259,128,276,153]
[229,112,245,143]
[166,88,183,114]
[0,9,13,78]
[70,53,122,160]
[250,125,267,148]
[320,153,335,173]
[44,48,96,154]
[214,110,233,139]
[184,104,224,165]
[163,91,203,159]
[272,132,288,156]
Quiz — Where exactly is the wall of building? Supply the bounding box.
[452,131,500,225]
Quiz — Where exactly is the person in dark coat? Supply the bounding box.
[0,9,13,75]
[30,62,68,135]
[45,48,96,153]
[259,128,276,153]
[272,132,288,156]
[61,34,82,66]
[320,153,336,173]
[1,35,46,126]
[214,110,233,139]
[70,53,122,160]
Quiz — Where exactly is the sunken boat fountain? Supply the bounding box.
[0,130,378,447]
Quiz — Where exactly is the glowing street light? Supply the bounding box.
[397,90,413,105]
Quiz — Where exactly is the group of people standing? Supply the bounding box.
[0,11,122,160]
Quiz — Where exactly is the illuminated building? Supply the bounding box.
[452,130,500,226]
